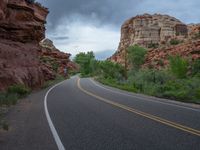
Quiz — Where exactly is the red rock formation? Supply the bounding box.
[39,38,78,76]
[143,40,200,69]
[0,0,48,43]
[0,0,51,90]
[109,14,200,69]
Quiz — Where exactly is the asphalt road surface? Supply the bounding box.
[45,76,200,150]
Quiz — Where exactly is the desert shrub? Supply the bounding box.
[52,63,59,73]
[193,31,200,39]
[7,84,30,96]
[191,59,200,76]
[98,60,125,80]
[127,45,147,71]
[196,88,200,99]
[148,43,159,49]
[0,92,19,106]
[97,77,137,92]
[169,55,188,78]
[159,77,200,102]
[170,39,180,45]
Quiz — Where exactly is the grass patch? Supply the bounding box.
[0,84,30,107]
[0,84,30,131]
[97,78,137,93]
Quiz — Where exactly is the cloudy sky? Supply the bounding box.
[37,0,200,59]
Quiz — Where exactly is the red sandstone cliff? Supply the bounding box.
[0,0,75,90]
[109,14,200,69]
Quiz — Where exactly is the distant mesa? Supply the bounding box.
[109,13,200,69]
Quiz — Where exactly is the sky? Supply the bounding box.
[37,0,200,60]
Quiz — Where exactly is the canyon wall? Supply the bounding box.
[109,14,200,68]
[0,0,74,90]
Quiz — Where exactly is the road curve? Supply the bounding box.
[46,76,200,150]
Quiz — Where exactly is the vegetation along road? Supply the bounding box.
[45,76,200,150]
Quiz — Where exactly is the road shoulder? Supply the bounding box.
[0,88,57,150]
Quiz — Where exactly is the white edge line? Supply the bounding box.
[44,81,66,150]
[89,79,200,112]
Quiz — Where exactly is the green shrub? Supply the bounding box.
[191,59,200,76]
[52,63,59,73]
[196,88,200,99]
[148,43,159,49]
[169,55,188,78]
[0,92,19,106]
[7,84,30,96]
[170,39,180,45]
[127,45,147,71]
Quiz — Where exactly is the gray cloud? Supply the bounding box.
[37,0,200,58]
[37,0,142,30]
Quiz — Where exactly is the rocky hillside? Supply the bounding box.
[0,0,74,90]
[109,14,200,68]
[39,38,78,79]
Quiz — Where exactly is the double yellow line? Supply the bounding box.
[77,78,200,137]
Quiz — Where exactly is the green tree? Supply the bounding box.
[74,51,95,76]
[98,61,125,79]
[127,45,147,71]
[169,55,188,78]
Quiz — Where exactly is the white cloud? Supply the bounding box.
[46,17,120,58]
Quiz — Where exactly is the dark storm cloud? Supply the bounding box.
[37,0,142,29]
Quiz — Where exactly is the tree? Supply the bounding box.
[74,51,95,76]
[127,45,147,71]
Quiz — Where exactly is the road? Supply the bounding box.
[46,76,200,150]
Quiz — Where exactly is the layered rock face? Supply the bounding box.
[144,40,200,69]
[0,0,49,90]
[0,0,48,43]
[39,39,78,78]
[109,14,200,67]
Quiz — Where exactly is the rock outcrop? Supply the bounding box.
[144,40,200,69]
[0,0,49,90]
[0,0,74,91]
[0,0,48,43]
[109,14,200,67]
[39,38,78,77]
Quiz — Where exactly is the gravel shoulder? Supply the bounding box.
[0,88,57,150]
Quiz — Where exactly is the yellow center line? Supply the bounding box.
[77,78,200,137]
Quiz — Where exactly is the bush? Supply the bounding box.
[127,45,147,71]
[7,84,30,96]
[169,55,188,78]
[98,61,125,80]
[0,92,19,106]
[170,39,180,45]
[191,59,200,76]
[148,43,159,49]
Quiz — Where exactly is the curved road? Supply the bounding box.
[46,76,200,150]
